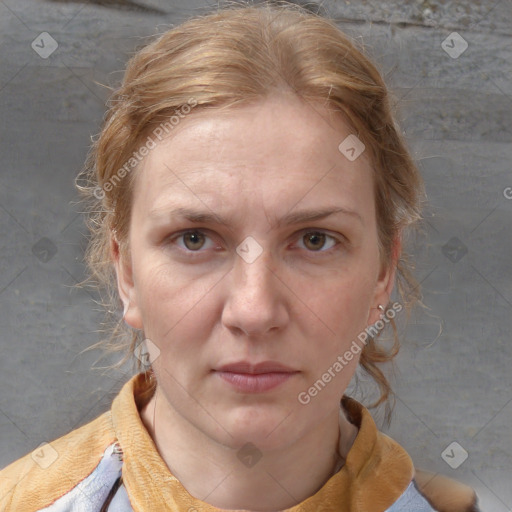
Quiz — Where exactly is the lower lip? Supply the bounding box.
[216,371,298,393]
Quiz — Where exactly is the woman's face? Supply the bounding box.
[115,93,397,451]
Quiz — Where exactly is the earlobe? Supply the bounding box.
[367,233,402,325]
[111,232,144,330]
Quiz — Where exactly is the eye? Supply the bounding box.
[166,229,344,257]
[171,230,216,252]
[296,231,339,252]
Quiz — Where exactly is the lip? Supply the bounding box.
[216,372,297,393]
[214,361,299,393]
[216,360,298,374]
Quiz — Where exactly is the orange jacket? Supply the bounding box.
[0,373,479,511]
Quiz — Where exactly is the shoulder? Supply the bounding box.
[341,396,480,512]
[413,469,481,512]
[0,410,117,512]
[386,475,480,512]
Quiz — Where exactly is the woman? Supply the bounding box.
[0,3,481,511]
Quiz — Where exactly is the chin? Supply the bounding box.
[218,405,303,450]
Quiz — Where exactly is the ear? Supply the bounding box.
[110,231,144,330]
[367,232,402,326]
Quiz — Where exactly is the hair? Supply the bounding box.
[76,1,425,423]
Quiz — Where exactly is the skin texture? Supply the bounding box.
[112,92,400,511]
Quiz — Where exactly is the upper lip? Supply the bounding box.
[216,361,298,374]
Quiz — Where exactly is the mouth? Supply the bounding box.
[214,361,299,393]
[215,371,298,393]
[216,360,298,374]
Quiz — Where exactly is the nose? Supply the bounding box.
[221,246,289,339]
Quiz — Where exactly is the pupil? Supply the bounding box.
[185,232,203,249]
[307,233,324,250]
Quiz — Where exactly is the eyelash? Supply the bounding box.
[166,229,345,258]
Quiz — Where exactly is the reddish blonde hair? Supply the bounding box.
[76,1,425,420]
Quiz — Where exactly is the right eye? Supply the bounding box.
[166,229,219,256]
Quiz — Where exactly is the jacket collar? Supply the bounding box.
[112,372,414,511]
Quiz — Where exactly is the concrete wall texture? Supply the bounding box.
[0,0,511,510]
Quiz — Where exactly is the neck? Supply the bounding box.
[140,388,359,511]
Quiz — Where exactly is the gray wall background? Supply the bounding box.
[0,0,511,510]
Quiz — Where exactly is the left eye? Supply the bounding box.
[296,231,338,252]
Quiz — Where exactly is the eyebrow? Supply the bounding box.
[149,205,363,228]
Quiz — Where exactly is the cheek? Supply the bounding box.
[303,266,377,339]
[298,277,372,400]
[133,255,220,345]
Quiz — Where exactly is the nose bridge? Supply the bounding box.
[233,243,275,300]
[222,243,286,337]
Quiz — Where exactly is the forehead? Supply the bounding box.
[132,94,374,218]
